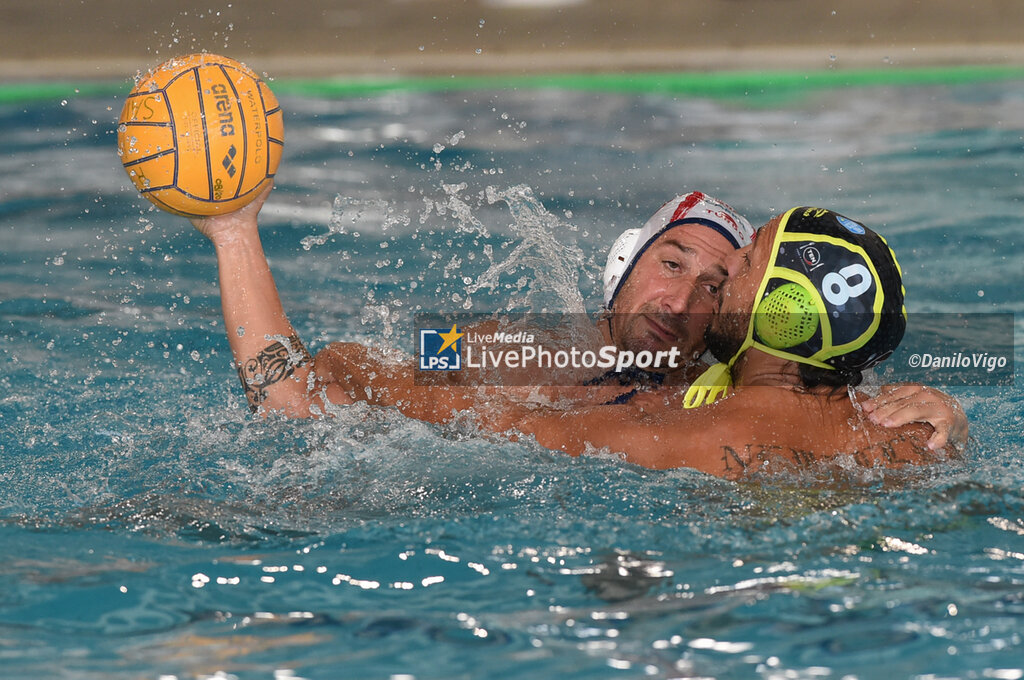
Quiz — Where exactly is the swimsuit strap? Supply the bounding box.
[583,367,666,405]
[602,388,641,405]
[582,367,667,387]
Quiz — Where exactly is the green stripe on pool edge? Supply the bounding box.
[2,65,1022,104]
[275,65,1024,99]
[0,81,121,104]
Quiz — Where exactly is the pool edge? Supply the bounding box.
[3,63,1023,105]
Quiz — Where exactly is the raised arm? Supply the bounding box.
[188,189,533,420]
[190,184,334,417]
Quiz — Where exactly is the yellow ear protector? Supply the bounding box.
[754,282,819,349]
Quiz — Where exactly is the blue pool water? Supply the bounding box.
[1,76,1023,679]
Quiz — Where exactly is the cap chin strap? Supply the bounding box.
[682,356,738,409]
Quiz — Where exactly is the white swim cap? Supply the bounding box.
[602,192,755,309]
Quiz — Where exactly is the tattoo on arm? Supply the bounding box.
[721,443,811,474]
[236,333,313,411]
[719,431,933,475]
[754,444,784,465]
[721,445,748,472]
[853,431,933,466]
[787,448,818,466]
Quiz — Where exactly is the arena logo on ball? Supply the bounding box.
[418,325,463,371]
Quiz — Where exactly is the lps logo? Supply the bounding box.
[418,325,463,370]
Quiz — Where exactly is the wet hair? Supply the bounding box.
[798,362,863,390]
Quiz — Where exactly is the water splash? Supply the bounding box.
[308,182,587,315]
[301,195,411,249]
[359,304,396,339]
[468,184,586,313]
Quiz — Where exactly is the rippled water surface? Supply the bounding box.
[1,78,1023,679]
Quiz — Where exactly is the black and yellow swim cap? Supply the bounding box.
[753,206,907,371]
[684,207,907,408]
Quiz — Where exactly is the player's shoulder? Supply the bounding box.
[702,385,801,421]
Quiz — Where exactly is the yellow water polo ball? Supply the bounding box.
[117,53,284,217]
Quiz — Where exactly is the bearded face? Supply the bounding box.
[608,225,733,368]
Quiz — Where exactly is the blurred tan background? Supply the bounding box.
[2,0,1023,81]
